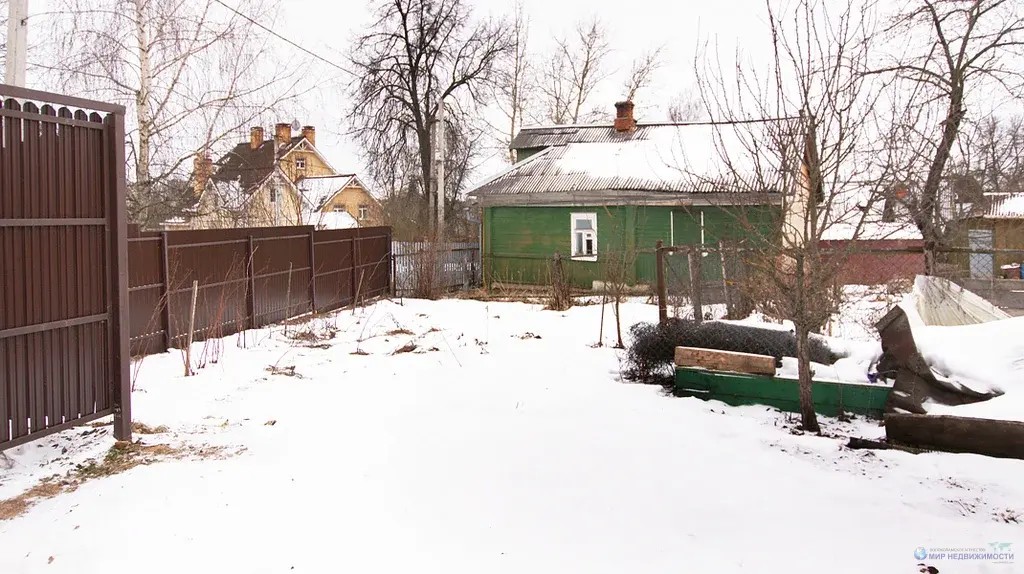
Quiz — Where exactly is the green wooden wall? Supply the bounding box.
[483,204,779,289]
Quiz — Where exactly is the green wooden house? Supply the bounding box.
[467,102,803,289]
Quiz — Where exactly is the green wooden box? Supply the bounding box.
[673,367,892,419]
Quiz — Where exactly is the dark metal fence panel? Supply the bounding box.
[312,226,391,312]
[125,225,393,355]
[1,85,130,450]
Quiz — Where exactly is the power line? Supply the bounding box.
[212,0,353,77]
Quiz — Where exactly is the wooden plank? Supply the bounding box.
[885,413,1024,460]
[674,346,777,376]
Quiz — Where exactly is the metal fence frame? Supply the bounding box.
[1,84,130,450]
[128,225,392,356]
[392,241,481,296]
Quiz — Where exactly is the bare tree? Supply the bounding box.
[348,0,511,233]
[668,89,707,122]
[694,0,892,432]
[622,46,663,103]
[494,1,532,163]
[535,17,611,125]
[871,0,1024,272]
[40,0,312,228]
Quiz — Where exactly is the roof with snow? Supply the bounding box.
[309,210,359,230]
[298,174,358,211]
[468,121,802,205]
[969,193,1024,219]
[820,202,923,241]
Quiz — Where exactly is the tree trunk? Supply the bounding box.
[917,86,965,275]
[134,0,152,201]
[795,324,820,433]
[417,126,433,236]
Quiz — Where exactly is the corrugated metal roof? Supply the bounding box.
[511,124,658,148]
[980,193,1024,219]
[471,122,796,199]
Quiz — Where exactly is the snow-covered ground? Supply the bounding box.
[1,299,1022,574]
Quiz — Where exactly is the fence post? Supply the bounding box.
[387,229,395,297]
[655,240,668,325]
[719,240,732,318]
[349,235,358,307]
[106,108,131,442]
[688,246,703,323]
[308,229,317,313]
[184,280,199,377]
[247,235,256,329]
[160,231,172,351]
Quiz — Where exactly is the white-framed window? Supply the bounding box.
[358,204,369,220]
[295,157,306,170]
[571,212,597,260]
[333,205,346,213]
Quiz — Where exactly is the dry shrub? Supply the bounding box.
[131,422,170,434]
[547,254,572,311]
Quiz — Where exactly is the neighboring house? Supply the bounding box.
[466,101,810,289]
[954,192,1024,279]
[819,202,924,286]
[176,123,376,230]
[298,174,383,230]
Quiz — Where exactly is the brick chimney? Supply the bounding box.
[301,125,315,147]
[250,126,264,150]
[614,101,636,132]
[275,123,292,147]
[192,153,213,198]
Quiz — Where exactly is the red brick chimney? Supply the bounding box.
[250,126,264,150]
[301,125,315,147]
[192,153,213,198]
[614,101,636,132]
[275,123,292,147]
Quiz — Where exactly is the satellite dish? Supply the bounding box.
[291,119,302,132]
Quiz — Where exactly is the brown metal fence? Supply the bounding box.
[1,85,130,450]
[128,225,392,356]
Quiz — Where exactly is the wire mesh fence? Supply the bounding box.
[625,241,1024,384]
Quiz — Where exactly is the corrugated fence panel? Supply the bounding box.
[123,225,393,356]
[2,86,129,450]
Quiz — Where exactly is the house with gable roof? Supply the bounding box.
[173,123,380,230]
[466,101,813,289]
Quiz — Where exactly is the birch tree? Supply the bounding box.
[42,0,312,228]
[494,1,532,163]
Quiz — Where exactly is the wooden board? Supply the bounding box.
[674,346,777,376]
[885,413,1024,460]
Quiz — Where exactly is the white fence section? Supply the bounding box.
[392,242,481,296]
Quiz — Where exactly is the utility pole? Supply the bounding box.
[435,99,445,241]
[5,0,28,86]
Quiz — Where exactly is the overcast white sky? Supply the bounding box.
[268,0,770,185]
[16,0,1020,190]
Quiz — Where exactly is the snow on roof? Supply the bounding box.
[819,221,922,241]
[819,201,922,241]
[298,174,355,210]
[469,121,800,199]
[309,210,359,230]
[979,193,1024,219]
